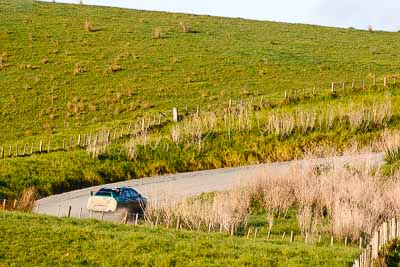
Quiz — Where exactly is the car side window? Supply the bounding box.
[129,189,138,199]
[121,190,130,199]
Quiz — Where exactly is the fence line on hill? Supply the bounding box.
[0,74,397,161]
[0,112,170,160]
[351,217,399,267]
[0,199,375,249]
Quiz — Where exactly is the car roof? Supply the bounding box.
[99,186,136,191]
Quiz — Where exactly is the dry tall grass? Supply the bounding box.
[264,100,391,137]
[381,130,400,164]
[248,160,398,241]
[2,187,37,212]
[153,27,162,39]
[17,187,37,211]
[180,22,190,33]
[84,20,94,32]
[144,157,400,241]
[117,97,392,159]
[146,188,251,233]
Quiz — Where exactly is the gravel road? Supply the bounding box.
[34,152,384,220]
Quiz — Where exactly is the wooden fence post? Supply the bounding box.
[172,108,179,122]
[39,140,43,153]
[246,228,251,239]
[290,231,294,243]
[367,244,372,267]
[362,80,365,89]
[79,207,83,218]
[2,199,6,210]
[8,145,12,157]
[372,230,380,258]
[384,76,387,87]
[47,140,50,153]
[331,82,335,93]
[127,123,132,135]
[15,145,18,157]
[281,232,286,241]
[284,90,288,99]
[77,134,81,146]
[391,218,397,240]
[330,236,334,246]
[30,143,34,154]
[360,252,364,267]
[383,222,389,244]
[345,236,348,247]
[23,144,26,156]
[135,213,139,225]
[67,206,72,218]
[397,220,400,240]
[359,237,363,249]
[123,212,128,224]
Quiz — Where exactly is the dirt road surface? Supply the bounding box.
[34,152,384,220]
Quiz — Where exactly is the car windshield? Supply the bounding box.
[95,190,117,197]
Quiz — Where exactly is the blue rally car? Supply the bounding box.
[87,186,147,214]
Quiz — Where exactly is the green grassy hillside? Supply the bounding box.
[1,0,400,143]
[1,0,400,198]
[0,211,360,266]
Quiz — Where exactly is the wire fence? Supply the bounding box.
[0,199,376,250]
[351,217,400,267]
[0,74,398,161]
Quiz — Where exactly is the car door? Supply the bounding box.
[128,189,142,211]
[120,189,131,204]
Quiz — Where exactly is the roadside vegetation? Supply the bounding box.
[146,160,400,242]
[377,239,400,266]
[0,211,360,266]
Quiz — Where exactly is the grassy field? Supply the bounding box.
[0,211,360,266]
[1,0,400,198]
[1,0,400,143]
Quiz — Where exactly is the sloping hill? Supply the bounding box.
[1,0,400,143]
